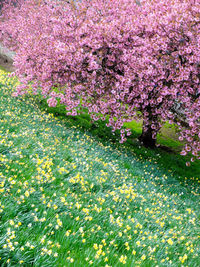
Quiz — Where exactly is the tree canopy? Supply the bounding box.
[0,0,200,164]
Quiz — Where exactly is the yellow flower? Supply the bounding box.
[57,219,62,226]
[93,244,98,250]
[132,250,136,255]
[160,222,165,227]
[9,220,14,226]
[47,249,52,255]
[167,238,173,245]
[79,227,84,233]
[186,208,192,214]
[41,238,45,244]
[65,231,70,237]
[25,191,30,197]
[102,239,106,245]
[53,204,58,210]
[104,257,108,262]
[95,254,100,259]
[136,241,141,246]
[60,197,65,203]
[141,254,146,260]
[179,254,187,263]
[119,255,127,264]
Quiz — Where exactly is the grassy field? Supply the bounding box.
[0,70,200,266]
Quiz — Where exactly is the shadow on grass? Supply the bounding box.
[24,95,200,179]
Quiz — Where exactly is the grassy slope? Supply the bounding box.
[35,94,199,178]
[0,70,200,267]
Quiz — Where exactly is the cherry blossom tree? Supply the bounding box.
[0,0,199,163]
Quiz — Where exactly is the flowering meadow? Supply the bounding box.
[0,69,200,266]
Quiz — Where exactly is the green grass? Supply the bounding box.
[0,70,200,267]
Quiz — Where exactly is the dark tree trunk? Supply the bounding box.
[138,105,159,148]
[139,122,156,148]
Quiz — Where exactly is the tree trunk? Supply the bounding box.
[139,121,156,148]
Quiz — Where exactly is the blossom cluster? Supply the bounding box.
[0,0,200,162]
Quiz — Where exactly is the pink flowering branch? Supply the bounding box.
[0,0,199,164]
